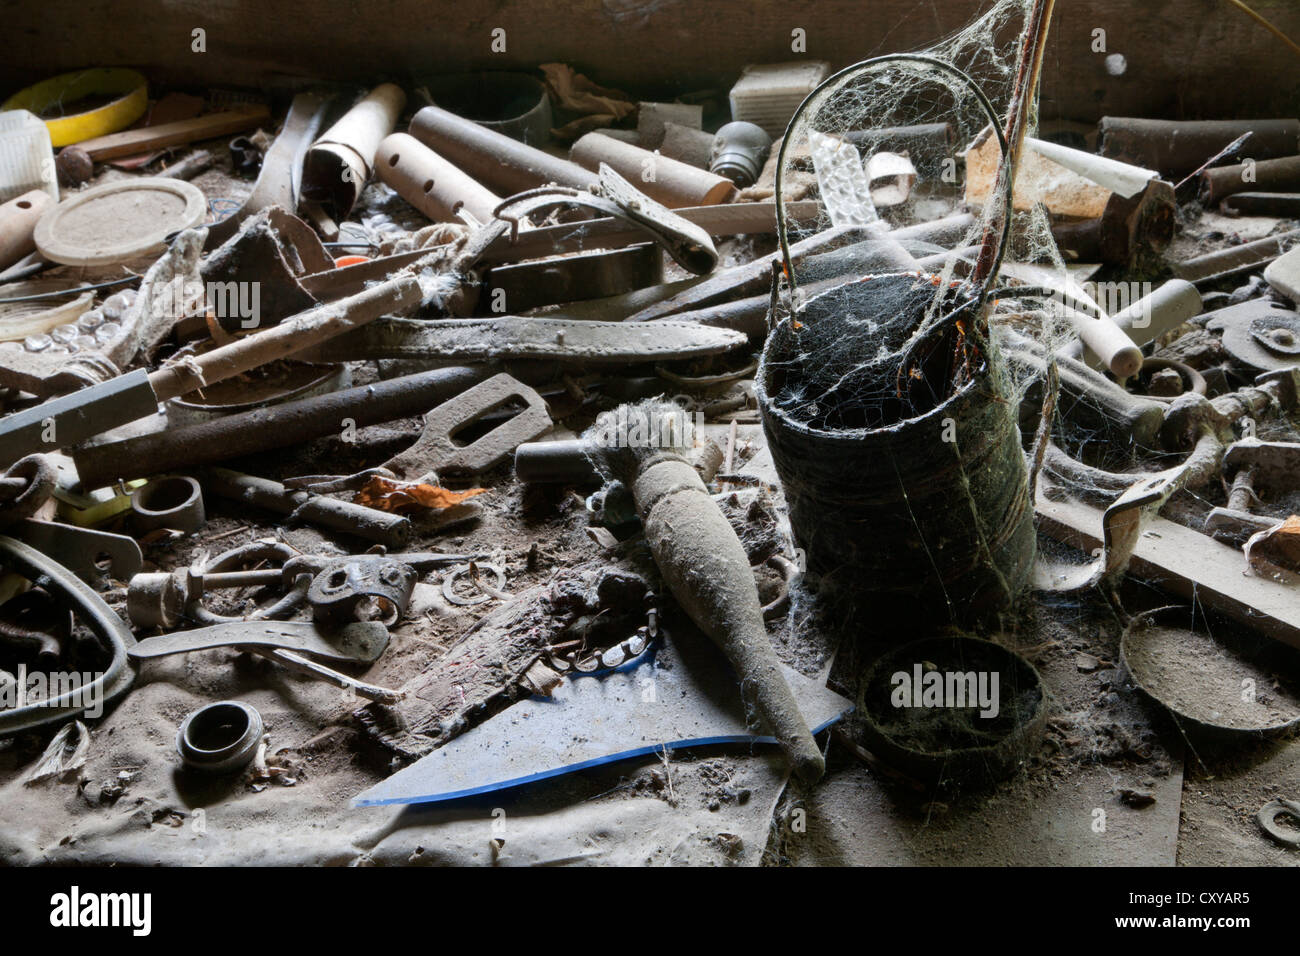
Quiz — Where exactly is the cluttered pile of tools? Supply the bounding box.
[1,36,1299,840]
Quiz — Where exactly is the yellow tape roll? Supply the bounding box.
[2,68,148,147]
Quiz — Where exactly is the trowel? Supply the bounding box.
[353,629,852,807]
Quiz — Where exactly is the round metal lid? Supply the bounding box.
[34,177,206,266]
[1122,606,1300,736]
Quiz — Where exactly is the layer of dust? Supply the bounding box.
[0,468,794,866]
[772,590,1187,865]
[61,190,190,244]
[1168,203,1300,265]
[1179,737,1300,866]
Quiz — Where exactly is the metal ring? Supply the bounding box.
[441,562,507,606]
[131,475,206,534]
[1257,799,1300,848]
[176,700,264,774]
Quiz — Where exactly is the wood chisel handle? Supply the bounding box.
[148,272,425,401]
[0,190,53,272]
[1061,306,1144,379]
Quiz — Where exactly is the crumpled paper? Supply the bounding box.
[540,63,635,141]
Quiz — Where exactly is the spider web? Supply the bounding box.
[769,0,1076,425]
[756,0,1175,795]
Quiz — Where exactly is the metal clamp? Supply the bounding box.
[185,541,310,626]
[307,557,416,627]
[130,475,206,534]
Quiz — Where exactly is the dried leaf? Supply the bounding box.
[1245,515,1300,578]
[355,477,487,514]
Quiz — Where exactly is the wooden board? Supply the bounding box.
[1036,493,1300,650]
[72,106,270,161]
[1,2,1298,122]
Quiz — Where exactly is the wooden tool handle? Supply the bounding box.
[148,273,425,401]
[74,106,271,161]
[0,190,53,271]
[1064,307,1144,378]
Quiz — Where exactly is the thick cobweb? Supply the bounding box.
[763,0,1154,512]
[757,0,1186,796]
[768,0,1080,429]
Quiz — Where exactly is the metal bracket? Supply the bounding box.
[16,518,143,585]
[128,619,389,665]
[381,372,552,480]
[307,557,416,627]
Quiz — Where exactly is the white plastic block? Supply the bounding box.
[0,110,59,204]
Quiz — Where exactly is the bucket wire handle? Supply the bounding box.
[774,53,1014,309]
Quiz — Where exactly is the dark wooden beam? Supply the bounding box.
[1,1,1297,122]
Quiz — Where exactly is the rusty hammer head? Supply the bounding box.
[1223,438,1300,495]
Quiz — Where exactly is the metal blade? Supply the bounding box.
[354,629,852,807]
